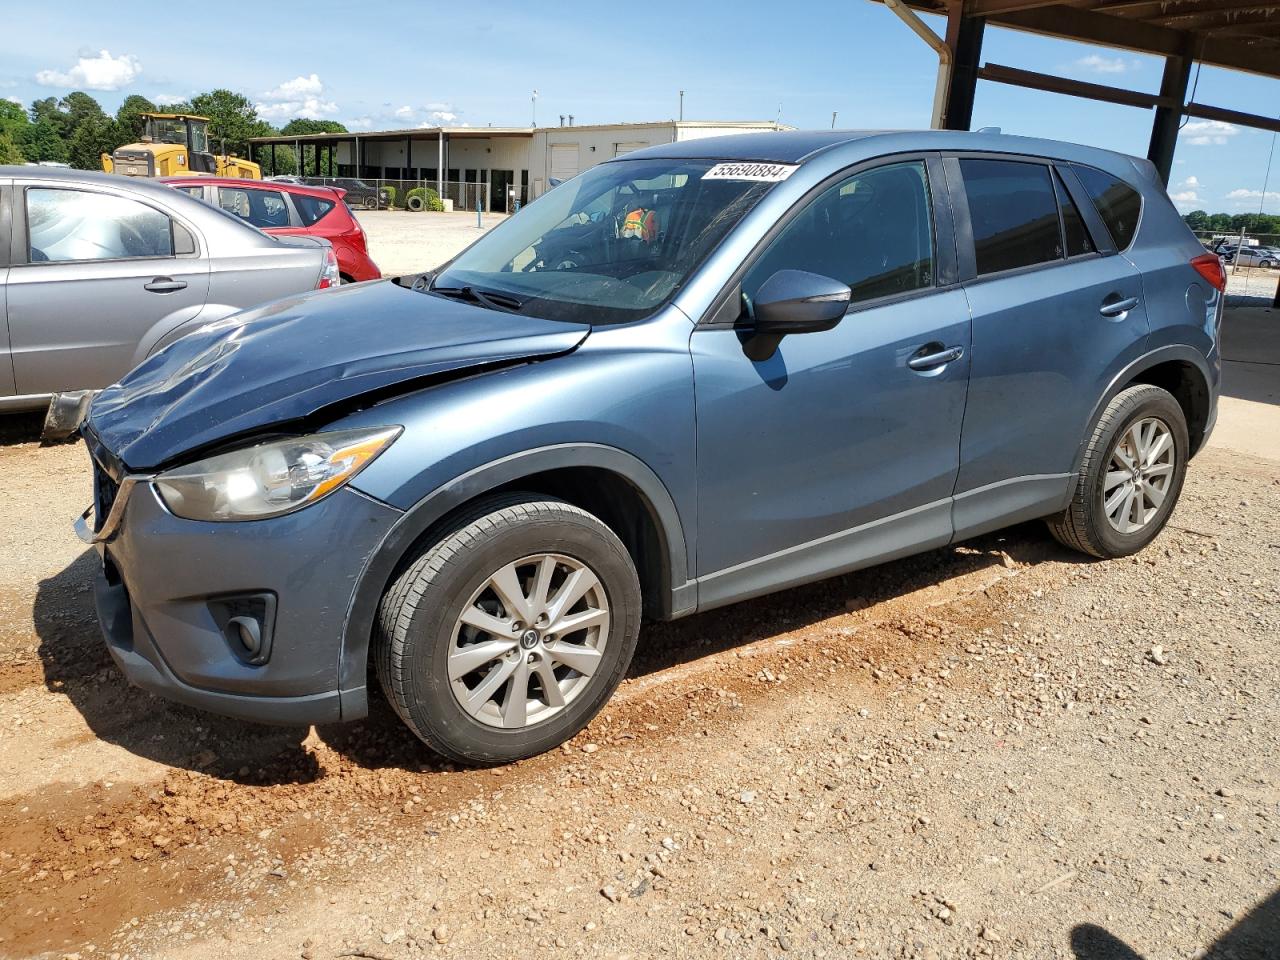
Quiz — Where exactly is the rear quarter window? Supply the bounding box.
[293,194,336,227]
[1071,165,1142,250]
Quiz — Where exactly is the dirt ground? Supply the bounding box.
[1,311,1278,960]
[355,210,506,278]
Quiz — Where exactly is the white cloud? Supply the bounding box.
[429,110,458,123]
[394,105,414,120]
[154,94,185,106]
[1226,188,1280,204]
[255,74,337,121]
[36,50,141,90]
[262,74,324,100]
[5,96,19,105]
[1074,54,1137,75]
[1180,120,1239,146]
[1168,177,1202,210]
[347,116,373,130]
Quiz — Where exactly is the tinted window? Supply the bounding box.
[1072,164,1141,250]
[743,161,935,307]
[960,159,1061,275]
[1053,169,1095,258]
[26,188,173,263]
[293,193,336,226]
[174,185,205,200]
[218,187,291,228]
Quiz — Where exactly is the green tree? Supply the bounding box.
[59,91,106,129]
[188,89,273,156]
[69,116,125,170]
[24,116,69,163]
[0,130,23,164]
[116,94,158,140]
[1182,210,1208,231]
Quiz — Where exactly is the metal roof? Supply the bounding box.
[872,0,1280,78]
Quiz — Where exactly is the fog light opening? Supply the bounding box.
[227,616,262,657]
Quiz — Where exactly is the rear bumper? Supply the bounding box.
[88,476,402,726]
[336,241,382,281]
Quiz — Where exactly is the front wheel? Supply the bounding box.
[375,495,642,764]
[1047,384,1188,559]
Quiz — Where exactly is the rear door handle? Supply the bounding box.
[907,344,964,371]
[144,277,187,293]
[1099,296,1139,318]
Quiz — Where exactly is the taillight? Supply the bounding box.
[1190,252,1226,292]
[317,246,340,289]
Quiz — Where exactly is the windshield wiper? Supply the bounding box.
[430,284,526,314]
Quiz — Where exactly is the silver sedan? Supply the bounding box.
[0,166,338,428]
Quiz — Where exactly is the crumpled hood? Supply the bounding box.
[87,280,589,470]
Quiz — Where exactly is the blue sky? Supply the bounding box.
[4,0,1277,215]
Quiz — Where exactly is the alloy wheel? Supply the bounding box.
[448,554,610,729]
[1102,416,1175,534]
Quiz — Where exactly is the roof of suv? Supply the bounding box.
[613,130,1147,179]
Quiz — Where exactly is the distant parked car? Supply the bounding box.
[303,177,389,210]
[164,177,381,283]
[1228,246,1279,268]
[0,166,338,426]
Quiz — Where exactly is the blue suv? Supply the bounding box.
[78,131,1223,763]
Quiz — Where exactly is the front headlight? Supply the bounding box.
[153,426,401,521]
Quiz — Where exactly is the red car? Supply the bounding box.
[162,176,381,283]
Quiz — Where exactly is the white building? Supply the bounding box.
[250,120,787,212]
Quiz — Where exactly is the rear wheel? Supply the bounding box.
[1047,384,1188,558]
[375,495,642,764]
[363,196,379,210]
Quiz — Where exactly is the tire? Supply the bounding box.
[406,196,425,212]
[375,494,642,765]
[1047,384,1188,559]
[363,196,379,210]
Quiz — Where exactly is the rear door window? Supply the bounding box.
[1052,169,1096,258]
[217,187,292,228]
[292,193,336,226]
[1071,164,1142,250]
[960,158,1062,276]
[26,188,174,263]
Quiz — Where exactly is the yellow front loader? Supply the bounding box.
[102,113,261,179]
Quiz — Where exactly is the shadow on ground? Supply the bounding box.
[33,520,1074,784]
[1071,886,1280,960]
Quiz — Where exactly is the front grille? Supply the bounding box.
[92,460,119,533]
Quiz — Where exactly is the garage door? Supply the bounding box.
[549,143,579,182]
[613,141,649,157]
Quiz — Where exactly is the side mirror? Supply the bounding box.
[743,270,851,361]
[752,269,851,333]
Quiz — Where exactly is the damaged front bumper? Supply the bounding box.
[77,447,403,726]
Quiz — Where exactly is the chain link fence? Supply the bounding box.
[291,177,524,213]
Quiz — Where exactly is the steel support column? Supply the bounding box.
[944,7,985,131]
[1148,41,1194,185]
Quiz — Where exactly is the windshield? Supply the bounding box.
[433,158,779,324]
[147,118,188,145]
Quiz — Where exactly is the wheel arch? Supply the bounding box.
[338,444,694,707]
[1076,346,1214,476]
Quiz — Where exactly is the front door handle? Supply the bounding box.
[907,344,964,371]
[144,277,187,293]
[1099,296,1139,318]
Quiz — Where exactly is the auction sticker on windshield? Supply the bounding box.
[703,162,798,182]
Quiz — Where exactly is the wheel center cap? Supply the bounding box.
[519,629,541,650]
